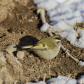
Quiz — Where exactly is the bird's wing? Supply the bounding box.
[22,45,33,49]
[31,43,48,50]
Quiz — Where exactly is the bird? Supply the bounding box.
[22,36,61,60]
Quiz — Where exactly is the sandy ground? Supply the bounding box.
[0,0,84,84]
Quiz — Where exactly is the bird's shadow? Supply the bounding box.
[18,35,38,49]
[18,35,40,58]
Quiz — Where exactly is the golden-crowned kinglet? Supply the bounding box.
[22,36,61,60]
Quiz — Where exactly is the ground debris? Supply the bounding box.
[0,51,6,66]
[0,50,24,84]
[0,67,14,84]
[6,53,23,80]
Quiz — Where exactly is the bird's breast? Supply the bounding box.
[34,47,60,60]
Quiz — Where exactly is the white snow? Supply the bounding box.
[34,0,84,48]
[27,75,84,84]
[28,75,77,84]
[31,0,84,84]
[36,0,59,11]
[47,75,77,84]
[28,81,45,84]
[78,61,84,66]
[40,23,49,32]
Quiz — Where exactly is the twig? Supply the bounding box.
[14,80,18,84]
[65,22,74,27]
[80,80,84,84]
[80,80,82,84]
[43,73,46,84]
[62,74,71,84]
[83,80,84,84]
[49,62,50,76]
[66,22,82,30]
[65,22,79,37]
[37,8,65,32]
[61,44,79,63]
[26,80,28,84]
[47,29,53,36]
[61,44,84,66]
[49,62,52,83]
[37,8,46,24]
[49,25,65,32]
[76,19,78,25]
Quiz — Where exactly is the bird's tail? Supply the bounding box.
[21,45,33,49]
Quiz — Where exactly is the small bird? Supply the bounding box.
[22,36,61,60]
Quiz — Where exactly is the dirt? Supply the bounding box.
[0,0,84,84]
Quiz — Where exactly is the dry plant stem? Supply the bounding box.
[61,44,79,63]
[49,25,65,32]
[37,8,46,24]
[65,22,79,37]
[49,62,50,76]
[43,73,46,83]
[82,80,84,84]
[83,22,84,27]
[65,22,75,28]
[80,80,82,84]
[26,80,29,84]
[62,74,71,84]
[37,8,65,32]
[76,19,78,25]
[79,79,84,84]
[49,62,52,82]
[14,80,18,84]
[47,29,53,36]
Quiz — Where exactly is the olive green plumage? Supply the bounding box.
[22,36,61,60]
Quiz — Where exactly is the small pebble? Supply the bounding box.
[17,51,24,60]
[6,44,17,54]
[28,19,33,22]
